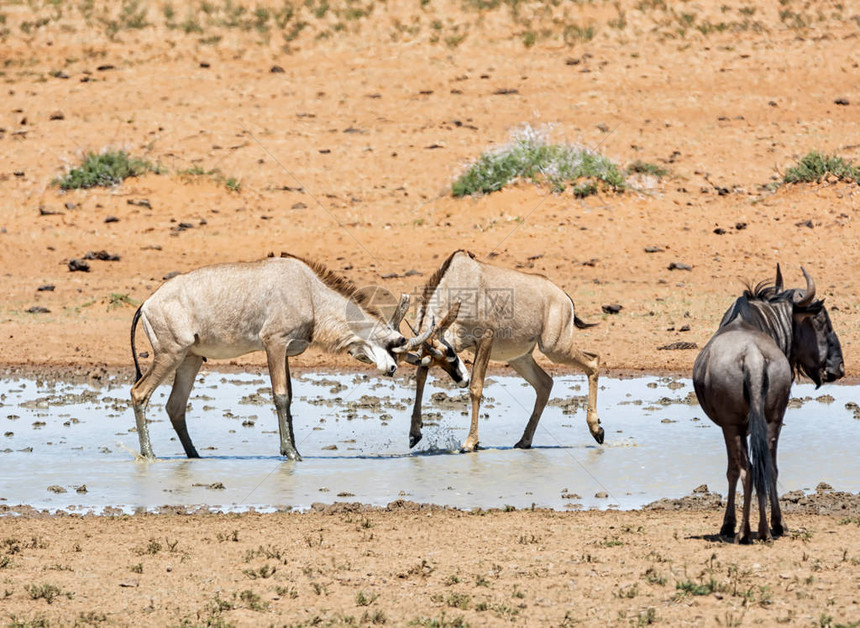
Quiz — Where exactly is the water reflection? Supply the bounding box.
[0,371,858,514]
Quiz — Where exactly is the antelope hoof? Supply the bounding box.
[409,433,422,449]
[513,439,532,449]
[460,441,480,453]
[282,449,303,462]
[592,427,605,445]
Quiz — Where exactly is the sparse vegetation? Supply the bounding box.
[784,151,860,184]
[452,125,626,197]
[628,160,669,178]
[54,150,161,190]
[25,583,71,604]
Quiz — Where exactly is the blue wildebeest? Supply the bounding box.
[130,254,431,461]
[407,249,603,452]
[693,266,844,543]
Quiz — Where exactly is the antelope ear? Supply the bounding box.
[438,300,462,333]
[775,263,784,293]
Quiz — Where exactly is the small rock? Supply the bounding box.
[37,284,55,292]
[291,202,307,210]
[49,111,64,121]
[270,65,285,73]
[816,482,833,492]
[96,64,115,71]
[668,262,691,271]
[644,246,663,253]
[403,269,423,277]
[26,306,50,314]
[83,250,120,261]
[713,227,726,235]
[47,485,67,494]
[834,98,849,106]
[199,61,210,68]
[322,444,338,451]
[76,484,87,493]
[39,206,63,216]
[602,304,622,315]
[657,341,698,351]
[796,219,813,229]
[380,273,399,279]
[735,222,747,230]
[679,325,690,332]
[105,216,119,223]
[68,259,90,272]
[692,484,709,494]
[127,199,151,208]
[64,202,77,210]
[594,492,609,499]
[493,88,518,95]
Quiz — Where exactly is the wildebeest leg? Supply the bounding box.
[409,365,429,449]
[720,426,743,539]
[508,353,553,449]
[131,351,188,459]
[462,330,494,453]
[165,354,204,458]
[738,435,754,544]
[264,342,301,461]
[769,421,785,536]
[543,347,603,444]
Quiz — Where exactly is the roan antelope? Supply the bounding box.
[407,250,604,452]
[130,254,431,461]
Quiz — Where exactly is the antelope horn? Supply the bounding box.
[774,263,784,293]
[393,317,436,352]
[437,300,462,334]
[793,267,816,307]
[389,294,410,329]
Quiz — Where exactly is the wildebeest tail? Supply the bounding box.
[131,305,144,383]
[744,365,775,504]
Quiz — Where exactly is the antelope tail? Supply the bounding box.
[131,305,144,383]
[574,314,597,329]
[744,364,775,504]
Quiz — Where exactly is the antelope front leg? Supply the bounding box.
[265,342,301,461]
[409,365,429,449]
[571,349,603,444]
[463,330,494,453]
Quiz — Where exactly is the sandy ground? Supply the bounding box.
[1,1,860,625]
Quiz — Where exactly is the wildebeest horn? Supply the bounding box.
[793,267,816,307]
[389,294,410,329]
[394,317,436,352]
[774,264,784,293]
[436,300,462,334]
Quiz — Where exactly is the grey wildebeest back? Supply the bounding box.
[408,249,604,452]
[692,266,844,543]
[130,254,431,461]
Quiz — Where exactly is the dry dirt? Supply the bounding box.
[1,1,859,625]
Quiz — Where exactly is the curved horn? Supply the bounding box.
[393,317,436,352]
[793,267,816,307]
[389,294,410,329]
[437,300,462,334]
[774,263,784,293]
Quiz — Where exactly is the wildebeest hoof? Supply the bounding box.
[738,534,753,545]
[719,524,735,538]
[513,440,532,449]
[409,433,422,449]
[592,427,605,445]
[772,524,785,537]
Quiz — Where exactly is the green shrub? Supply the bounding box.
[452,125,625,197]
[54,150,160,190]
[784,151,860,184]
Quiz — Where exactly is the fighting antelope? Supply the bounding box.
[130,254,431,461]
[408,250,604,452]
[693,266,844,543]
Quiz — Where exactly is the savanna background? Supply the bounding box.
[1,0,859,625]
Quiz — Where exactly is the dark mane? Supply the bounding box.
[719,278,794,356]
[418,249,475,327]
[420,250,475,308]
[741,279,782,302]
[280,252,385,320]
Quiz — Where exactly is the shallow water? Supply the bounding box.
[1,371,858,514]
